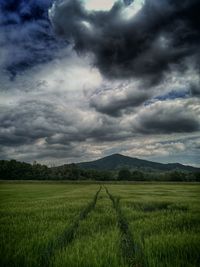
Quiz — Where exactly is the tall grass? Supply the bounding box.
[0,182,200,267]
[41,186,102,267]
[105,187,139,266]
[0,183,99,267]
[52,189,126,267]
[107,183,200,267]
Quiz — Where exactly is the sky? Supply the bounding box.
[0,0,200,166]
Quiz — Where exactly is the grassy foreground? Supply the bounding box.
[0,182,200,267]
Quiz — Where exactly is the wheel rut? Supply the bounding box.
[41,186,102,267]
[105,187,142,267]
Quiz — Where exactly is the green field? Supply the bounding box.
[0,182,200,267]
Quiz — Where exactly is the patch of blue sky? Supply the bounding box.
[145,89,190,106]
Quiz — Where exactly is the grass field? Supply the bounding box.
[0,182,200,267]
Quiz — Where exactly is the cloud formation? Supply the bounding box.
[50,0,200,84]
[0,0,200,166]
[131,99,200,134]
[89,81,151,116]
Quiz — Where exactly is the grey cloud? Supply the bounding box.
[0,97,129,162]
[132,99,200,134]
[90,83,150,116]
[0,100,73,146]
[0,98,127,148]
[190,83,200,97]
[50,0,200,84]
[1,97,199,165]
[1,0,200,167]
[139,117,199,133]
[1,96,199,155]
[143,136,200,166]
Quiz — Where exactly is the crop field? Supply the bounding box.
[0,182,200,267]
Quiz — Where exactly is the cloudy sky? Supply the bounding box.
[0,0,200,166]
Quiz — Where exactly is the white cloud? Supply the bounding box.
[82,0,116,11]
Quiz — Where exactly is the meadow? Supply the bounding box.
[0,182,200,267]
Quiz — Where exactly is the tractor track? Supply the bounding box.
[105,186,142,267]
[41,186,102,267]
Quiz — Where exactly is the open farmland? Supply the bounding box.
[0,182,200,267]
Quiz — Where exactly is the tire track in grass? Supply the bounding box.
[105,187,141,267]
[41,186,102,267]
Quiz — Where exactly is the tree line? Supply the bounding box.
[0,160,199,182]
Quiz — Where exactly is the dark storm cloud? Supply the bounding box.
[0,99,93,161]
[0,100,66,146]
[0,96,199,163]
[0,0,199,165]
[190,83,200,97]
[138,117,199,134]
[133,100,200,134]
[0,99,127,150]
[90,85,150,117]
[0,0,64,78]
[0,99,89,148]
[50,0,200,84]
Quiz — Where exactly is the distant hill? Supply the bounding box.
[77,153,200,172]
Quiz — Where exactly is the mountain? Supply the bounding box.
[77,154,199,172]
